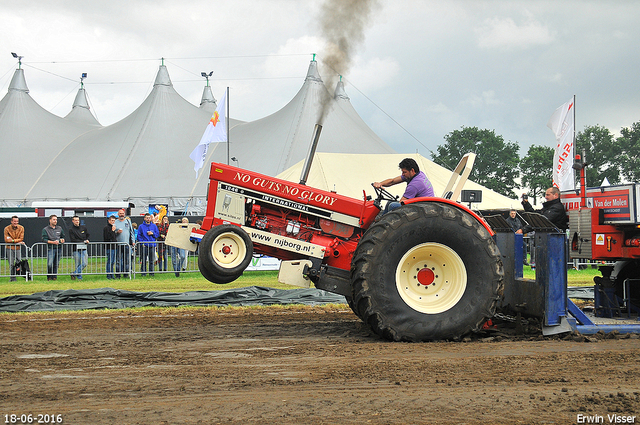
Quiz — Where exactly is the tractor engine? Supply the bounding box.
[246,200,360,270]
[249,202,313,240]
[190,164,380,275]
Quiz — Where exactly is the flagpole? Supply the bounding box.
[573,94,577,188]
[226,86,230,165]
[573,94,576,148]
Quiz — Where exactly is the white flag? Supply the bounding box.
[548,97,575,191]
[190,89,227,177]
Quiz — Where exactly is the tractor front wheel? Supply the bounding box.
[198,225,253,284]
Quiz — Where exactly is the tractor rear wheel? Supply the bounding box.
[344,295,362,320]
[198,225,253,284]
[351,202,503,341]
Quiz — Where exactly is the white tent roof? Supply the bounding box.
[199,85,217,113]
[276,153,517,210]
[3,59,511,215]
[203,60,395,177]
[26,65,243,212]
[0,69,102,204]
[64,87,101,127]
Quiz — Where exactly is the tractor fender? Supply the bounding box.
[402,197,494,236]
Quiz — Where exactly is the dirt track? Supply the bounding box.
[1,306,639,425]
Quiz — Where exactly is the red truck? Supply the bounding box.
[563,181,640,310]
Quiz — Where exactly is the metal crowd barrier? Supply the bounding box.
[2,240,202,281]
[27,242,134,280]
[521,236,611,270]
[0,243,30,281]
[132,240,198,277]
[1,241,203,281]
[1,242,129,280]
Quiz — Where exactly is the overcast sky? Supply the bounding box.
[2,0,639,160]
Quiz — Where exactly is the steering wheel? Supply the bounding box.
[371,183,399,209]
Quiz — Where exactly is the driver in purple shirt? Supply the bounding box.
[373,158,435,213]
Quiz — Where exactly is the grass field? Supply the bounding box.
[526,265,601,286]
[0,270,284,298]
[0,266,601,298]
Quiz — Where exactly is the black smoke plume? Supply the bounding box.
[317,0,379,124]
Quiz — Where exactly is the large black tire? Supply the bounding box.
[351,202,504,342]
[198,225,253,284]
[344,295,363,320]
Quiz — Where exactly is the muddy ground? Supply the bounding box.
[1,306,639,425]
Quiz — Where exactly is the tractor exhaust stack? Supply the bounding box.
[299,124,322,185]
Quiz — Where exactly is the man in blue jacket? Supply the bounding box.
[137,213,159,276]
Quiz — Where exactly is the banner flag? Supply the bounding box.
[190,89,228,177]
[548,96,575,191]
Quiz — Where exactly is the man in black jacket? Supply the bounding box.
[505,209,523,234]
[69,216,90,280]
[103,215,118,280]
[522,187,568,231]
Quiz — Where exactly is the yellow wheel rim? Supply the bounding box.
[395,242,467,314]
[211,232,247,269]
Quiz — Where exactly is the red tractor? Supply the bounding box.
[171,160,504,342]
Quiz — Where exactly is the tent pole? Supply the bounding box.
[226,86,230,165]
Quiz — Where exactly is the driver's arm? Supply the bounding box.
[373,176,402,189]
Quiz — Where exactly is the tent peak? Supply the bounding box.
[154,65,172,87]
[200,85,217,112]
[334,80,349,100]
[64,85,100,126]
[305,60,323,84]
[8,68,29,93]
[71,87,90,110]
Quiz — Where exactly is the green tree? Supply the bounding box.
[618,121,640,183]
[519,145,553,202]
[575,125,621,186]
[433,126,520,199]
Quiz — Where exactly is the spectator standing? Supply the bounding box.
[195,220,203,255]
[180,217,189,270]
[42,215,65,281]
[506,209,529,265]
[114,209,135,279]
[157,215,169,272]
[522,187,568,232]
[131,222,139,268]
[505,209,523,234]
[4,216,26,282]
[68,216,90,280]
[137,213,159,276]
[103,215,118,280]
[171,217,188,277]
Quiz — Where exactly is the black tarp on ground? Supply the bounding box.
[0,286,593,313]
[0,286,347,313]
